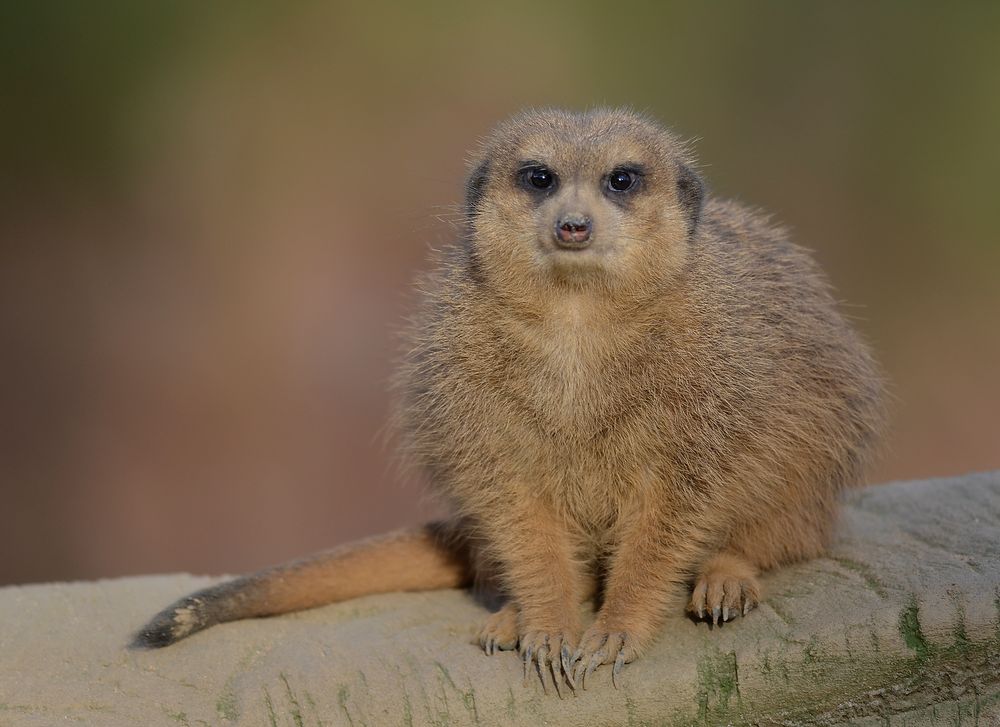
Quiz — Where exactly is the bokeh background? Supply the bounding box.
[2,2,998,586]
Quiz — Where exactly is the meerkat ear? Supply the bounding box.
[676,163,705,234]
[465,158,491,217]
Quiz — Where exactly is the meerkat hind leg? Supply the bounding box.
[687,550,761,625]
[478,601,519,655]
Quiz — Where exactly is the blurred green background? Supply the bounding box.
[2,2,998,585]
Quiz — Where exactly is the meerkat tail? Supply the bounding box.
[131,521,471,649]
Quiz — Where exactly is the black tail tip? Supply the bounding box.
[130,618,180,649]
[129,601,207,649]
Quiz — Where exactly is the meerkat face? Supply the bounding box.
[465,109,704,296]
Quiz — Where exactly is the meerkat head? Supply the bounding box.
[463,108,704,298]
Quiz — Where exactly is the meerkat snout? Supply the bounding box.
[554,213,593,248]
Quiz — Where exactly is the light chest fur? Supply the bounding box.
[448,291,678,534]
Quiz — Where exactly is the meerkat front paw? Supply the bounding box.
[571,621,641,689]
[478,602,519,655]
[478,603,578,697]
[519,627,579,696]
[687,551,761,624]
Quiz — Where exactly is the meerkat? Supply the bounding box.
[134,108,885,692]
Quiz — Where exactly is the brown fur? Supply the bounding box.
[134,109,885,691]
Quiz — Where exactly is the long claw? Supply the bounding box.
[536,644,549,695]
[549,660,562,699]
[612,650,625,689]
[561,645,576,692]
[712,607,721,626]
[559,648,577,696]
[743,601,752,616]
[522,646,532,686]
[697,605,705,619]
[584,653,602,690]
[723,606,730,622]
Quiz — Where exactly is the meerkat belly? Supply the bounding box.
[515,370,663,531]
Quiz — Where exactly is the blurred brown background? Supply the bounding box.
[2,2,998,586]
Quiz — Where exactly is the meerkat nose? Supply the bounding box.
[554,214,593,248]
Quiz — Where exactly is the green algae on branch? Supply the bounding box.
[215,689,238,722]
[262,687,278,727]
[995,586,1000,641]
[434,661,480,725]
[336,684,353,727]
[898,597,930,660]
[279,673,305,727]
[696,648,740,723]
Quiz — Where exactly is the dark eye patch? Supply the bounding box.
[465,159,491,216]
[675,163,704,233]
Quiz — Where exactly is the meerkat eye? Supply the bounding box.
[517,162,558,194]
[527,167,555,190]
[608,169,637,192]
